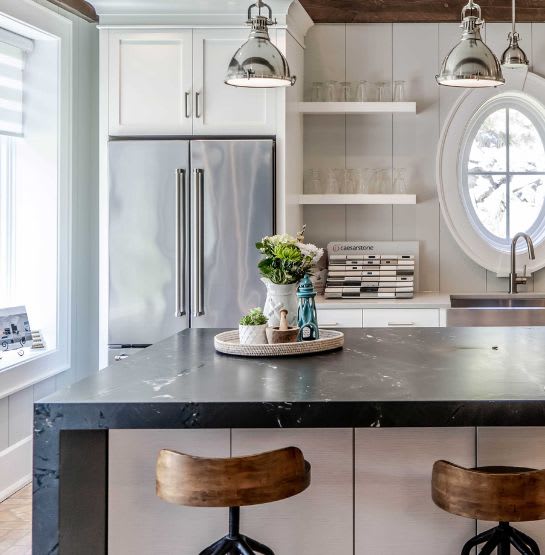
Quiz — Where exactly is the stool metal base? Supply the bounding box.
[462,522,540,555]
[198,507,274,555]
[199,534,274,555]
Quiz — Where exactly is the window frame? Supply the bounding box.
[0,2,73,397]
[459,95,545,251]
[437,71,545,275]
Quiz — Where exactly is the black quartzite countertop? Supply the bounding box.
[37,327,545,429]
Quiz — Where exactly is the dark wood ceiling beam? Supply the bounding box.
[300,1,545,24]
[44,0,98,23]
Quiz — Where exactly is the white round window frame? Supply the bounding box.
[437,71,545,275]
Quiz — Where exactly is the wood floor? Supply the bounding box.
[0,485,32,554]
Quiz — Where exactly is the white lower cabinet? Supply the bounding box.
[317,307,442,328]
[477,427,545,549]
[317,308,363,327]
[355,428,475,554]
[231,429,353,555]
[108,430,230,554]
[364,308,440,327]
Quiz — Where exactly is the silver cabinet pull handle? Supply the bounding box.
[185,92,191,118]
[193,169,204,317]
[195,91,201,118]
[175,169,186,317]
[321,322,339,327]
[387,322,416,327]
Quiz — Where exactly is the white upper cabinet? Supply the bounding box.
[108,28,277,136]
[192,29,276,135]
[109,30,193,136]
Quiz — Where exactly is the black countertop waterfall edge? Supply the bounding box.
[32,327,545,554]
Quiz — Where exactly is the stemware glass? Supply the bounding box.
[393,80,406,102]
[376,81,392,102]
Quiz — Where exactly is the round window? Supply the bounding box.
[460,94,545,252]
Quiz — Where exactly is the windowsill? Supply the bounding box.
[0,345,68,401]
[0,346,56,373]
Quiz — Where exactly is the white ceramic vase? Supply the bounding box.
[261,278,299,327]
[239,324,268,345]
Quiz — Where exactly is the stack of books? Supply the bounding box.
[324,254,415,299]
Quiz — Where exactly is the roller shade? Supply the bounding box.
[0,29,33,137]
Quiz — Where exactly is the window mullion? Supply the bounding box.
[506,107,511,240]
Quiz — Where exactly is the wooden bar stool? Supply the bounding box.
[432,460,545,555]
[156,446,311,555]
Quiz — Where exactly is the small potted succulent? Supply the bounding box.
[239,308,268,345]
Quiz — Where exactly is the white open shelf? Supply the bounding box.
[297,102,417,114]
[299,194,417,205]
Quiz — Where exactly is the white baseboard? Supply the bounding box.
[0,436,32,502]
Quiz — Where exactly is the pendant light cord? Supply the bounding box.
[512,0,516,35]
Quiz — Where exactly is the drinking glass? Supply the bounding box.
[393,168,408,194]
[304,169,323,194]
[355,81,370,102]
[376,169,392,193]
[311,82,323,102]
[339,82,352,102]
[324,81,338,102]
[325,169,341,193]
[343,169,357,193]
[376,81,392,102]
[393,80,406,102]
[351,169,365,193]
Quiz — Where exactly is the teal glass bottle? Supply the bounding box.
[297,274,319,341]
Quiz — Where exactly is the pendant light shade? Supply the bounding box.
[437,1,504,88]
[225,1,296,88]
[501,0,529,67]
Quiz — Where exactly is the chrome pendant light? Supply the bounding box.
[225,0,296,88]
[501,0,529,67]
[437,0,504,88]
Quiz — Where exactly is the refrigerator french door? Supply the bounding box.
[108,139,274,355]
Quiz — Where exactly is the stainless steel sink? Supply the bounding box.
[447,294,545,326]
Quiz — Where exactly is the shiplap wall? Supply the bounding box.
[303,22,545,293]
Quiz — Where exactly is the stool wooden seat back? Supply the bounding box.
[432,460,545,555]
[156,446,311,555]
[157,446,311,508]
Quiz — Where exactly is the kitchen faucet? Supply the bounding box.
[509,232,535,293]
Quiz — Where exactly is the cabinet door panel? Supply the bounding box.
[355,428,475,555]
[193,29,276,134]
[109,31,193,136]
[232,429,353,555]
[477,427,545,550]
[109,430,229,554]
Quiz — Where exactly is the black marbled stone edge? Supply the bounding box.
[34,400,545,430]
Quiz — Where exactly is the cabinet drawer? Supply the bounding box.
[363,309,439,328]
[316,308,363,328]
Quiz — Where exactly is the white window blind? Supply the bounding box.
[0,29,33,137]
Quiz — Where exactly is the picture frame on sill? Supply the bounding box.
[0,306,32,351]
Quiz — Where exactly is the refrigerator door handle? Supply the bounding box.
[192,168,205,317]
[175,168,186,317]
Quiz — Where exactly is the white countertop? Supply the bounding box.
[316,292,451,309]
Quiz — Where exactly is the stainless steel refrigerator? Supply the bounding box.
[108,139,274,362]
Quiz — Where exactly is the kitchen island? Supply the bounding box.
[34,327,545,554]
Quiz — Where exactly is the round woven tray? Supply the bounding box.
[214,329,344,357]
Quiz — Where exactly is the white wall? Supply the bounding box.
[303,22,545,293]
